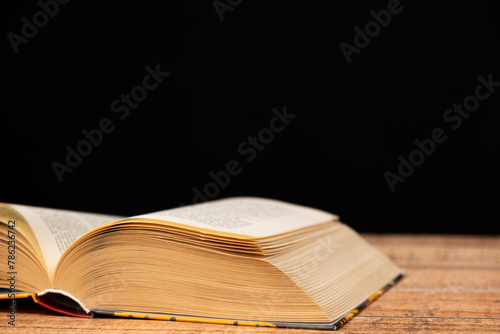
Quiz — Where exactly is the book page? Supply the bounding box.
[9,204,122,278]
[134,197,338,238]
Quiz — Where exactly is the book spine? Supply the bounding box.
[0,292,35,300]
[92,309,278,328]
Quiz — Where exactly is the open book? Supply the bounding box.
[0,197,403,330]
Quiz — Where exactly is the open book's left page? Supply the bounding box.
[8,204,122,280]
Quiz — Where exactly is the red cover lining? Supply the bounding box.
[36,298,92,318]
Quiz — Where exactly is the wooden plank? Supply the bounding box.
[343,317,500,334]
[360,290,500,319]
[395,268,500,290]
[363,234,500,269]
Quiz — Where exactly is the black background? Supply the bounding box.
[2,1,499,234]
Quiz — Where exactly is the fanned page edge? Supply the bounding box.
[90,272,404,330]
[131,197,339,238]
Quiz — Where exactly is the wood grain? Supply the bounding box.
[1,234,499,333]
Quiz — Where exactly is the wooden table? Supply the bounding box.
[2,234,499,333]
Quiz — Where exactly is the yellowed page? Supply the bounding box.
[133,197,338,238]
[9,204,122,280]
